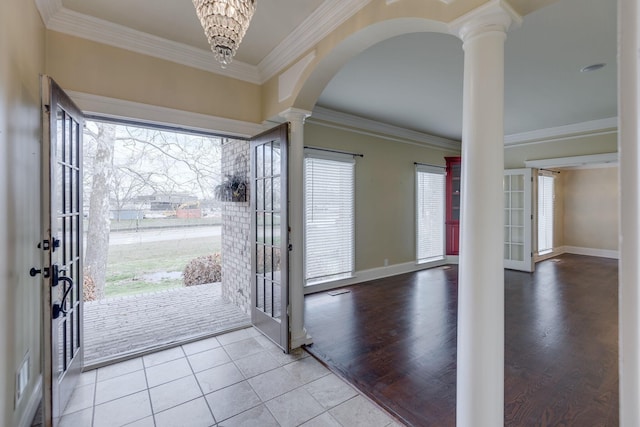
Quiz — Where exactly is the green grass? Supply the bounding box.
[105,236,221,298]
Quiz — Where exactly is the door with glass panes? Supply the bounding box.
[504,168,533,272]
[40,76,84,427]
[250,124,289,351]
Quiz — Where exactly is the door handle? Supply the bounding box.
[51,265,74,319]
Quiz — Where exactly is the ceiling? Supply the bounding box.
[44,0,617,141]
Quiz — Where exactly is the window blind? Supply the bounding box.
[304,152,355,285]
[537,174,555,254]
[416,164,445,262]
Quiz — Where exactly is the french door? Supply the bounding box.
[504,168,534,272]
[41,76,84,426]
[250,124,289,351]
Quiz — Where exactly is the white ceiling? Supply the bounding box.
[44,0,617,141]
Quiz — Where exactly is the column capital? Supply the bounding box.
[449,0,522,43]
[279,108,312,124]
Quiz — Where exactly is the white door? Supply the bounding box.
[250,124,289,351]
[41,76,84,426]
[504,168,534,272]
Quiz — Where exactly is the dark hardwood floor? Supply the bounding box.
[304,254,619,426]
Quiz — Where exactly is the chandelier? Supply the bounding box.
[192,0,256,67]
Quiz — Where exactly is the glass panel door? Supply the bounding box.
[504,168,533,272]
[251,124,289,351]
[41,76,84,426]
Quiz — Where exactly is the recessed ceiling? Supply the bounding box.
[49,0,617,141]
[60,0,325,65]
[317,0,617,140]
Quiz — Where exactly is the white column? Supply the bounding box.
[280,108,313,349]
[618,0,640,425]
[451,3,520,426]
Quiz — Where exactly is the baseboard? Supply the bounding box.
[563,245,619,259]
[19,375,42,427]
[303,258,448,295]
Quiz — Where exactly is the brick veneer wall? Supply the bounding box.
[221,138,251,315]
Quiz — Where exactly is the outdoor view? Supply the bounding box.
[82,120,248,365]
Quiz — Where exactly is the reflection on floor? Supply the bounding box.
[83,283,250,367]
[36,327,402,427]
[304,254,619,426]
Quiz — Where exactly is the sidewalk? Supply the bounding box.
[83,283,250,367]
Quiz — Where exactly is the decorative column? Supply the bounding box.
[280,108,313,349]
[450,2,520,426]
[618,0,640,425]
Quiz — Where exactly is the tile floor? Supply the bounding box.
[54,327,403,426]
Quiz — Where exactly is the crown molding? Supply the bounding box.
[68,91,269,138]
[524,152,618,169]
[309,107,461,151]
[504,117,618,147]
[258,0,372,82]
[43,6,261,84]
[36,0,372,85]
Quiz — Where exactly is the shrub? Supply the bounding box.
[183,253,222,286]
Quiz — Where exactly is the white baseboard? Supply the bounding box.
[19,375,42,427]
[563,245,619,259]
[303,258,448,294]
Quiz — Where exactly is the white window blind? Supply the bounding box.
[304,151,355,285]
[416,164,445,262]
[537,173,555,255]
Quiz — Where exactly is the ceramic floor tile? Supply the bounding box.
[216,329,252,346]
[123,416,155,427]
[245,327,262,338]
[267,346,309,367]
[97,358,144,382]
[76,370,97,387]
[154,397,215,427]
[195,361,245,394]
[204,380,261,422]
[95,369,147,405]
[253,334,280,351]
[149,375,203,413]
[299,412,343,427]
[233,350,280,379]
[304,373,358,409]
[247,366,303,402]
[145,357,192,388]
[187,347,231,372]
[182,337,221,356]
[223,338,264,360]
[217,404,279,427]
[143,346,185,368]
[59,407,92,427]
[265,387,324,427]
[329,395,394,427]
[62,383,94,415]
[282,356,330,385]
[93,391,152,427]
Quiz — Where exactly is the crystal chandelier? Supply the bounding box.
[192,0,256,67]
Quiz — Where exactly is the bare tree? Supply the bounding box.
[82,121,222,300]
[84,122,115,300]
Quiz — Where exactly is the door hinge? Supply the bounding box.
[288,244,293,252]
[37,237,60,252]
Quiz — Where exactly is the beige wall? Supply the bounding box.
[45,31,262,124]
[562,167,619,251]
[0,0,46,426]
[305,123,459,271]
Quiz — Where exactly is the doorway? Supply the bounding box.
[81,118,250,367]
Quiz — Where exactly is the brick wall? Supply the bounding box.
[221,138,251,314]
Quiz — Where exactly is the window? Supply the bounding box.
[537,173,555,255]
[416,164,446,262]
[304,150,355,285]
